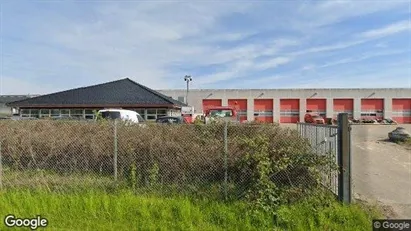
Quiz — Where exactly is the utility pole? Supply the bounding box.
[184,75,192,105]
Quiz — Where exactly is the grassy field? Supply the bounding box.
[0,190,381,231]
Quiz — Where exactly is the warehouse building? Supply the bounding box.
[7,78,186,120]
[158,88,411,124]
[6,78,411,124]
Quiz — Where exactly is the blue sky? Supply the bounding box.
[1,0,411,94]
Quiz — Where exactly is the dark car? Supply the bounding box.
[156,116,186,124]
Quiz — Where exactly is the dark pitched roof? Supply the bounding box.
[7,78,187,108]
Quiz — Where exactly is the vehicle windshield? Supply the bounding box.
[209,109,233,117]
[100,111,121,120]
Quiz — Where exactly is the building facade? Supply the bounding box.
[158,88,411,124]
[7,78,186,121]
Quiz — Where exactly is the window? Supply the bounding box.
[30,109,40,118]
[393,110,411,116]
[85,109,95,120]
[40,109,50,118]
[132,109,145,118]
[209,109,233,117]
[280,110,299,116]
[157,109,167,118]
[21,109,30,116]
[61,109,70,116]
[254,110,273,116]
[147,115,157,120]
[70,109,84,118]
[51,109,60,117]
[361,113,377,117]
[146,108,166,121]
[135,109,145,114]
[157,109,167,115]
[147,109,157,114]
[70,109,83,115]
[361,110,383,117]
[100,111,121,120]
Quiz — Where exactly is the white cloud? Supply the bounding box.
[194,56,292,86]
[252,0,409,33]
[302,65,316,71]
[3,2,259,92]
[318,49,408,68]
[2,1,410,94]
[253,57,291,70]
[358,20,411,39]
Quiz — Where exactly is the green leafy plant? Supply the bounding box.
[130,163,137,191]
[149,162,160,187]
[240,135,281,216]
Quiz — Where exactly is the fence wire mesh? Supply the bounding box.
[297,123,339,195]
[0,119,336,202]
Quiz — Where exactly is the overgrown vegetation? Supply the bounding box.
[0,190,381,231]
[0,120,332,200]
[0,120,381,230]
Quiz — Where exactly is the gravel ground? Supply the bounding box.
[280,123,411,218]
[351,124,411,218]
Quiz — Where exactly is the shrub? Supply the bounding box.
[0,120,330,203]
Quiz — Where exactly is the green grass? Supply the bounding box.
[0,190,381,231]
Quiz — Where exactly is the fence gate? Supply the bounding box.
[297,113,351,203]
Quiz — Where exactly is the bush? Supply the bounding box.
[0,120,330,203]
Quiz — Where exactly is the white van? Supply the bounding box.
[97,109,145,124]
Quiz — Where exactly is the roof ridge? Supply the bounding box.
[7,78,129,105]
[125,78,187,106]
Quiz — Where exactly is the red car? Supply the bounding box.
[304,113,325,124]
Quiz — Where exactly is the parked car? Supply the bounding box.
[97,109,145,125]
[156,116,187,124]
[304,113,325,124]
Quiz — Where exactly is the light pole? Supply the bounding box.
[184,75,192,104]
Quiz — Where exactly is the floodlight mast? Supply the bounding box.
[184,75,192,104]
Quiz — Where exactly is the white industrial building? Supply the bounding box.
[158,88,411,124]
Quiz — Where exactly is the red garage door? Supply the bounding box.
[361,99,384,120]
[280,99,299,123]
[202,99,222,113]
[393,99,411,124]
[228,99,247,122]
[254,99,273,123]
[333,99,354,119]
[306,99,326,119]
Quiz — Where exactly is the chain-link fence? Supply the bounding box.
[297,123,340,196]
[0,119,336,202]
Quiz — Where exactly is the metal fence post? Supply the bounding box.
[223,121,228,201]
[337,113,351,203]
[114,119,118,182]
